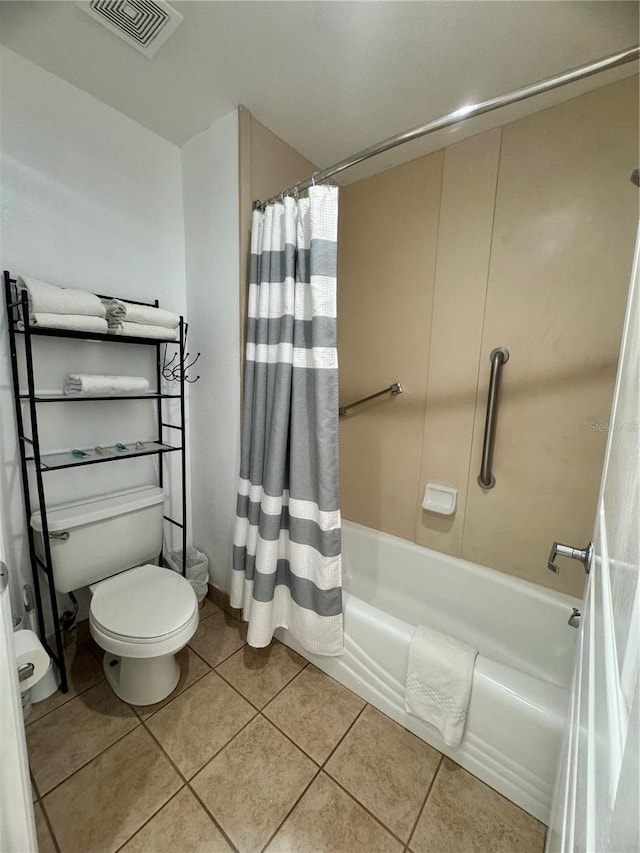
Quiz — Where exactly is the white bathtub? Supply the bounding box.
[276,520,582,824]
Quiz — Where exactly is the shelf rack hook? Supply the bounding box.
[162,322,200,384]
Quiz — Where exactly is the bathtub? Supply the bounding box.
[276,520,582,824]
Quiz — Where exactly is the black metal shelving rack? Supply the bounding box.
[3,270,188,693]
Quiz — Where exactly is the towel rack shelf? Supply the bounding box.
[19,392,181,402]
[37,441,181,473]
[3,270,189,695]
[13,325,178,346]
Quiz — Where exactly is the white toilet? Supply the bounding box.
[31,486,199,705]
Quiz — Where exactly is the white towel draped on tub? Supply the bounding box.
[108,320,178,341]
[17,276,106,318]
[405,624,478,749]
[64,375,150,396]
[104,299,179,329]
[17,314,108,334]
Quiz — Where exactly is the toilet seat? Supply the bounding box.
[90,564,199,659]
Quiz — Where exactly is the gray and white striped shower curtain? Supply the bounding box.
[230,186,343,656]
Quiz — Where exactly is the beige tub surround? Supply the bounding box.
[416,127,501,555]
[338,76,639,598]
[459,75,638,598]
[338,152,443,542]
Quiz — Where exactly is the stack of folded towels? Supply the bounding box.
[17,276,108,334]
[103,299,179,341]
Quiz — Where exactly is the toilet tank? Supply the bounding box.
[30,486,166,593]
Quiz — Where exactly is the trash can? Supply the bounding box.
[164,546,209,603]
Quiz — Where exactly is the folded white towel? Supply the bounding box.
[17,276,106,318]
[108,320,178,341]
[104,299,179,329]
[17,314,109,334]
[63,375,150,396]
[405,625,477,749]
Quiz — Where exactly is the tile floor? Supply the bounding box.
[29,596,547,853]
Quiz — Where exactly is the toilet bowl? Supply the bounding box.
[90,563,199,705]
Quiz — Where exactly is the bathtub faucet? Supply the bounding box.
[547,541,593,575]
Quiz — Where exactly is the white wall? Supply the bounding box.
[181,111,240,592]
[0,47,187,622]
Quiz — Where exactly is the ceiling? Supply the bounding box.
[1,1,638,183]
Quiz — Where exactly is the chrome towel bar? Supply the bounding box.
[478,348,509,489]
[339,382,403,419]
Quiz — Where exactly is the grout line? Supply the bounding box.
[214,653,309,714]
[320,702,446,849]
[258,701,369,852]
[412,143,448,541]
[30,771,39,803]
[460,125,504,551]
[140,720,191,786]
[184,642,213,667]
[37,798,62,853]
[324,769,410,849]
[26,674,105,728]
[405,753,444,850]
[136,663,212,723]
[320,700,367,766]
[139,708,246,850]
[257,710,321,768]
[140,685,258,786]
[187,785,240,853]
[38,718,142,800]
[189,636,249,670]
[110,785,188,853]
[258,765,322,853]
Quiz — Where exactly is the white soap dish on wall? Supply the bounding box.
[422,483,457,516]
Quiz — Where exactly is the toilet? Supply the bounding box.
[30,486,199,705]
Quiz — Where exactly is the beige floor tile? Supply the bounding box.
[216,640,306,708]
[28,637,104,724]
[146,671,255,778]
[198,597,219,621]
[34,803,57,853]
[27,680,139,794]
[192,715,317,853]
[131,647,211,720]
[325,705,441,841]
[188,608,247,666]
[266,772,403,853]
[264,665,365,764]
[44,727,182,853]
[120,787,231,852]
[410,759,546,853]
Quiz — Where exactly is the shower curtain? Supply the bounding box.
[231,185,343,656]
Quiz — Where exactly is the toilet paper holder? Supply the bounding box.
[18,662,35,683]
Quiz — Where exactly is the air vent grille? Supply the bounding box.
[79,0,183,58]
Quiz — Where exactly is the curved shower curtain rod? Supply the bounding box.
[254,45,639,209]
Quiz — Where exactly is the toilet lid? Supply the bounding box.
[90,564,197,641]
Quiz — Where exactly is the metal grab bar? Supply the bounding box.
[478,348,509,489]
[339,382,403,419]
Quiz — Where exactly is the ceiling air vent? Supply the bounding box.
[79,0,183,58]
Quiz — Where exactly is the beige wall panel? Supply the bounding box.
[338,153,444,540]
[415,128,501,555]
[462,77,639,597]
[238,108,316,354]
